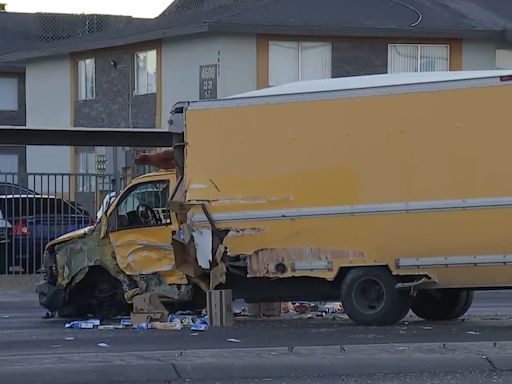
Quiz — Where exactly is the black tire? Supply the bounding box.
[411,289,473,321]
[341,267,412,325]
[61,267,129,320]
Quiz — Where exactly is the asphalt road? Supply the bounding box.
[1,291,512,384]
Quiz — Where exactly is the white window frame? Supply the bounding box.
[134,49,157,95]
[77,58,95,100]
[388,44,450,73]
[0,77,18,111]
[269,40,332,86]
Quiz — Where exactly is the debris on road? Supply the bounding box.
[133,322,150,330]
[226,338,241,343]
[97,342,110,348]
[466,331,482,335]
[98,324,125,330]
[151,321,183,330]
[190,317,208,331]
[42,312,55,319]
[64,319,100,329]
[64,337,75,341]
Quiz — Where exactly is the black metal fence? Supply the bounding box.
[0,173,119,275]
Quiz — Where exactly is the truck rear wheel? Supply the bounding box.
[341,267,411,325]
[411,289,473,321]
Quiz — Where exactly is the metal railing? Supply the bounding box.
[0,173,121,275]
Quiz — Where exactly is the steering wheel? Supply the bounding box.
[136,204,159,225]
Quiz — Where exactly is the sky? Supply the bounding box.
[4,0,174,18]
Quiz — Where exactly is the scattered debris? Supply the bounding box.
[190,333,199,336]
[151,321,183,331]
[1,315,10,319]
[64,320,100,329]
[64,337,75,341]
[49,344,62,348]
[98,324,125,330]
[422,326,433,330]
[294,302,315,314]
[42,312,55,319]
[120,318,132,327]
[133,322,151,330]
[191,323,208,332]
[233,306,249,317]
[466,331,481,335]
[226,338,241,343]
[97,342,110,348]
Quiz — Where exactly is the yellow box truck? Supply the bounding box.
[166,70,512,325]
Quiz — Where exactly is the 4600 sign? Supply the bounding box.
[199,64,218,100]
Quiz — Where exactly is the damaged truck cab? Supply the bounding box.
[38,170,197,318]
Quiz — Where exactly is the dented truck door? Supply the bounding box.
[107,173,187,284]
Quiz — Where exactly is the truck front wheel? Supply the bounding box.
[411,289,473,321]
[341,267,411,325]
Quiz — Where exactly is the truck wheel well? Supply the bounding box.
[67,266,128,319]
[334,265,425,286]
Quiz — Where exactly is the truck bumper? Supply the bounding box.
[36,281,65,312]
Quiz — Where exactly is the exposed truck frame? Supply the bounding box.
[166,70,512,325]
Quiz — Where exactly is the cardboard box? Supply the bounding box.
[130,312,167,325]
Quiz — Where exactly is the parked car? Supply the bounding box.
[0,194,93,274]
[0,182,38,195]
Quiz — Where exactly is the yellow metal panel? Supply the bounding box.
[109,226,187,284]
[184,83,512,287]
[186,84,512,208]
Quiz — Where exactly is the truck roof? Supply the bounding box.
[231,70,512,99]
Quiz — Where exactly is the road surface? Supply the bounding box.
[1,290,512,383]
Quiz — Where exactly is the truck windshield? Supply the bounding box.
[96,191,117,224]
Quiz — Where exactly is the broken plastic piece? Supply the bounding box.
[64,320,97,329]
[151,321,183,330]
[226,338,241,343]
[97,342,110,347]
[120,319,132,327]
[191,317,208,331]
[133,322,150,330]
[98,324,125,330]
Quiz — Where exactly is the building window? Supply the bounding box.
[134,49,157,95]
[77,58,95,100]
[0,77,18,111]
[496,49,512,70]
[388,44,449,73]
[269,41,332,86]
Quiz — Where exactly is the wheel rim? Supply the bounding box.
[352,277,387,314]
